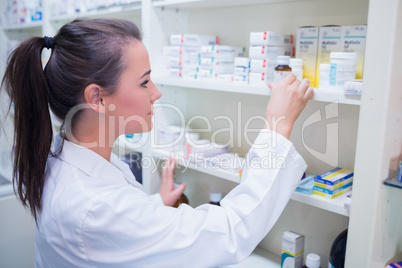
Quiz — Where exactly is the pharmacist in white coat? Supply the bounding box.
[2,19,313,267]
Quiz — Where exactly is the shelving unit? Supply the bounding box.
[0,0,401,267]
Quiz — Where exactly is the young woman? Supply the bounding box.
[2,19,313,267]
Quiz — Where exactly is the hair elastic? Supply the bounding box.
[44,36,54,50]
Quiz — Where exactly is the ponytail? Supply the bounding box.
[1,37,53,223]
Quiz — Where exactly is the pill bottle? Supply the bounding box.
[318,63,331,89]
[209,191,222,206]
[303,253,321,268]
[329,52,357,91]
[274,56,292,83]
[172,183,189,208]
[173,193,189,208]
[289,58,303,81]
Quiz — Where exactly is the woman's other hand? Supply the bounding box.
[159,157,187,206]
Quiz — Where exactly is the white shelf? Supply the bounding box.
[146,148,351,216]
[153,77,361,105]
[49,3,141,22]
[151,148,242,183]
[152,0,308,10]
[291,191,350,217]
[2,21,43,31]
[222,247,280,268]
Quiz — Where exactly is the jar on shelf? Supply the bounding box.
[209,191,222,206]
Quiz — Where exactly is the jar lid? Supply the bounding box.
[289,58,303,67]
[330,52,358,60]
[210,191,222,202]
[306,253,321,268]
[276,55,290,65]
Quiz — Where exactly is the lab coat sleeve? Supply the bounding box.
[81,129,307,268]
[149,193,164,205]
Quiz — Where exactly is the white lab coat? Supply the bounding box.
[35,129,306,268]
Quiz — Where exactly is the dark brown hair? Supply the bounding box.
[1,18,142,223]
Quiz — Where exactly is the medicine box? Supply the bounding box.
[234,66,249,76]
[315,25,342,87]
[250,59,277,73]
[162,46,201,57]
[296,27,319,87]
[200,45,245,59]
[314,176,353,190]
[386,262,402,268]
[344,80,363,95]
[313,185,352,199]
[295,175,315,195]
[197,69,214,80]
[233,75,248,85]
[342,25,367,79]
[216,74,234,83]
[170,68,182,78]
[160,56,183,68]
[249,46,292,60]
[281,231,304,268]
[249,72,268,87]
[314,167,354,186]
[313,181,353,195]
[198,58,235,74]
[170,34,217,46]
[234,57,250,68]
[250,32,293,46]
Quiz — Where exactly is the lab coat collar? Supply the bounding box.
[54,134,137,186]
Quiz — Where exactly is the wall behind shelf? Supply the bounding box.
[186,0,369,52]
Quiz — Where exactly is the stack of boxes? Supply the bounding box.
[248,32,294,86]
[160,25,366,88]
[313,167,353,199]
[296,25,367,88]
[161,34,217,79]
[198,45,245,81]
[232,57,250,85]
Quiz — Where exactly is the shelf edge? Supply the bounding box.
[153,77,361,105]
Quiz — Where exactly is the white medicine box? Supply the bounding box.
[281,231,305,268]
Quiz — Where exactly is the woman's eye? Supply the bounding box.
[141,80,149,88]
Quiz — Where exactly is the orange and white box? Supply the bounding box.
[200,45,245,59]
[249,46,292,60]
[170,34,218,46]
[249,72,268,86]
[250,59,277,73]
[250,32,293,46]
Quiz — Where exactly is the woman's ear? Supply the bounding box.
[83,84,105,114]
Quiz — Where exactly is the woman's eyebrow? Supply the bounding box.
[139,70,151,80]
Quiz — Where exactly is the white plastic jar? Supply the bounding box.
[289,58,303,81]
[319,63,331,89]
[329,52,358,90]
